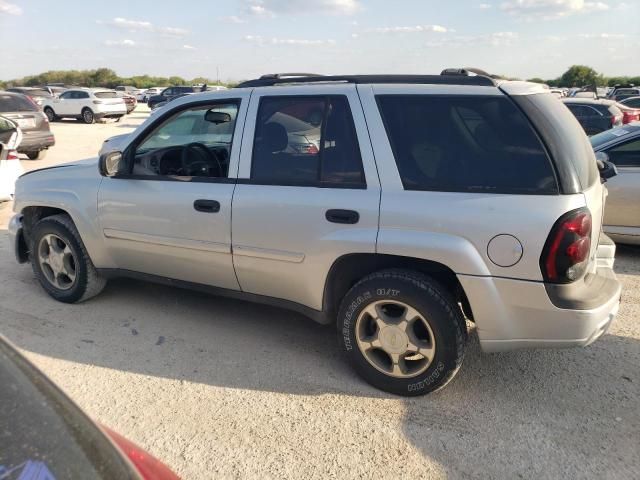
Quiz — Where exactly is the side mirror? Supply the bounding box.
[204,110,231,124]
[99,151,125,177]
[595,151,617,181]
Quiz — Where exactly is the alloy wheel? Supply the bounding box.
[355,300,436,378]
[37,234,77,290]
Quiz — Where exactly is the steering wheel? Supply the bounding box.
[180,142,223,177]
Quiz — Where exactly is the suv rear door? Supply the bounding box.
[231,85,380,310]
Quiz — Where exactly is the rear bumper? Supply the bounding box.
[459,264,621,353]
[17,130,55,152]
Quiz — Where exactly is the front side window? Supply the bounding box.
[377,95,557,194]
[606,138,640,167]
[130,102,239,179]
[251,95,365,188]
[59,91,74,99]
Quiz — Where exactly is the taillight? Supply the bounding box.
[621,110,640,124]
[7,150,19,160]
[93,100,104,104]
[102,427,180,480]
[541,208,592,283]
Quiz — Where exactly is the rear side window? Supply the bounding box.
[251,95,365,188]
[377,95,557,194]
[0,94,37,112]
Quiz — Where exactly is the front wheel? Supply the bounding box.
[30,214,106,303]
[338,270,467,396]
[82,108,95,124]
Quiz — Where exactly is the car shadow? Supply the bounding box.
[1,230,639,477]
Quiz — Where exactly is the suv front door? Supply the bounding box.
[231,86,381,310]
[97,93,249,289]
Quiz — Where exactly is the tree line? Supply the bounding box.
[0,66,637,90]
[526,65,639,88]
[0,68,233,90]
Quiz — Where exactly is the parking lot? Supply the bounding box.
[0,106,639,479]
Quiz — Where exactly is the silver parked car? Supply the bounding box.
[591,123,640,245]
[8,72,622,396]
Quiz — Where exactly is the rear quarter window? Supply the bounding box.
[376,94,558,194]
[512,93,599,193]
[94,91,118,99]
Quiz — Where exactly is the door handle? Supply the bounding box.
[326,209,359,224]
[193,199,220,213]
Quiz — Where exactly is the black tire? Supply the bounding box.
[337,269,467,396]
[44,107,56,122]
[26,150,46,160]
[30,214,106,303]
[81,108,95,124]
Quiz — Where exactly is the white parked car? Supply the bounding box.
[0,116,24,201]
[41,88,127,124]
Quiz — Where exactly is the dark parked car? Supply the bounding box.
[620,96,640,109]
[5,87,53,107]
[607,86,640,102]
[147,86,199,109]
[0,91,54,159]
[562,98,623,135]
[0,335,180,480]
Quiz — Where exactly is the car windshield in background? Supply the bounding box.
[94,91,118,99]
[590,127,635,148]
[0,94,38,112]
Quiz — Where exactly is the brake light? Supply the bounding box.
[7,150,19,160]
[102,427,180,480]
[622,110,640,124]
[541,208,592,283]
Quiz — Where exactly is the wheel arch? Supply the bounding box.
[322,253,473,322]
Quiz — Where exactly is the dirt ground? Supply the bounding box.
[1,106,638,479]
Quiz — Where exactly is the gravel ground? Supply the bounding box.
[1,107,638,479]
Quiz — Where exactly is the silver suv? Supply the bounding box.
[8,72,622,396]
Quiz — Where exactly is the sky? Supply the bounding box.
[0,0,638,82]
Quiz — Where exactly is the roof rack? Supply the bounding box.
[235,69,498,88]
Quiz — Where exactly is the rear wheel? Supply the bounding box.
[81,108,95,124]
[43,107,56,122]
[26,150,46,160]
[30,214,106,303]
[338,269,467,396]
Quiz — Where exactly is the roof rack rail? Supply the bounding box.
[259,73,323,79]
[235,72,497,88]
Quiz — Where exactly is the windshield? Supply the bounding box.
[590,127,636,148]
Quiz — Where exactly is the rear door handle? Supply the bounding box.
[326,209,359,224]
[193,199,220,213]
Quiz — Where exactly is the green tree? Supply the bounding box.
[527,77,546,84]
[558,65,602,87]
